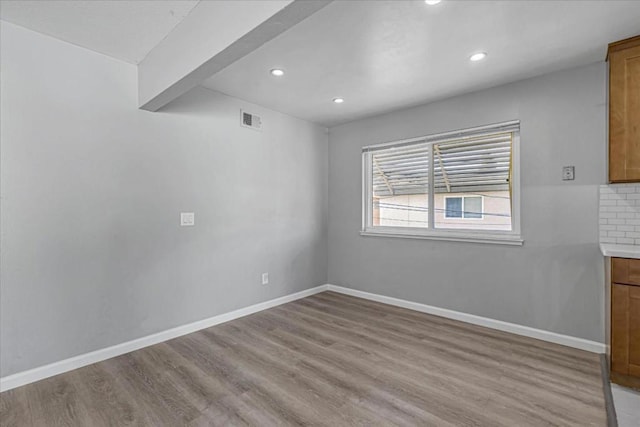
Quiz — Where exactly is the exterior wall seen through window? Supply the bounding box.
[373,191,511,231]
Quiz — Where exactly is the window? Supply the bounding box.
[444,196,483,219]
[362,121,521,245]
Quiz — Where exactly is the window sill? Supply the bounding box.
[360,229,524,246]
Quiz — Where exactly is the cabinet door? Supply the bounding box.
[612,257,640,286]
[629,286,640,376]
[609,43,640,182]
[611,283,640,376]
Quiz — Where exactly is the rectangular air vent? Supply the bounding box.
[240,110,262,131]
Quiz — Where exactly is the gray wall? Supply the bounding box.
[0,19,609,378]
[328,62,607,343]
[0,22,328,377]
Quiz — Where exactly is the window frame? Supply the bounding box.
[361,121,523,246]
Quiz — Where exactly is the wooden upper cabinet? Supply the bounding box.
[609,35,640,183]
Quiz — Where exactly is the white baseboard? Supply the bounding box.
[1,283,605,393]
[326,285,606,354]
[0,285,329,392]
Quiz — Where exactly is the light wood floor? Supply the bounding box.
[0,291,607,426]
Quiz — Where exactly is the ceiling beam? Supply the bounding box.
[138,0,332,112]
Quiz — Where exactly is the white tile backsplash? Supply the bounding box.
[600,184,640,244]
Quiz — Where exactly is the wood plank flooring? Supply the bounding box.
[0,291,607,426]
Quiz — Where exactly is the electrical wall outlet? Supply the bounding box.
[562,166,575,181]
[180,212,195,226]
[261,273,269,285]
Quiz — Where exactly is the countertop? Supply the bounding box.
[600,243,640,259]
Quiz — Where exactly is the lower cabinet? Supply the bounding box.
[611,281,640,388]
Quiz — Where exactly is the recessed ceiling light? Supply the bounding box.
[270,68,284,76]
[469,52,487,62]
[333,97,345,104]
[425,0,442,5]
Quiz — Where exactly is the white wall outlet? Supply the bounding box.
[180,212,195,226]
[261,273,269,285]
[562,166,575,181]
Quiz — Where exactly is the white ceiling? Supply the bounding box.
[0,0,199,64]
[2,1,639,126]
[202,0,640,127]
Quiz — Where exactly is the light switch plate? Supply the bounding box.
[180,212,195,226]
[262,273,269,285]
[562,166,575,181]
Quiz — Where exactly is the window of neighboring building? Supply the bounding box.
[444,196,483,219]
[362,121,522,245]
